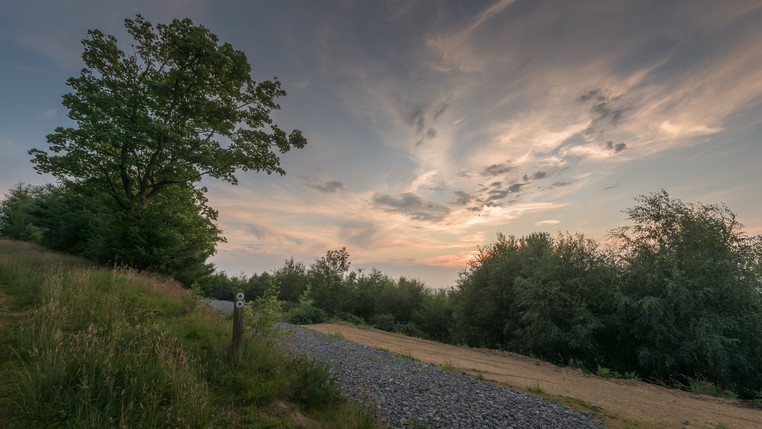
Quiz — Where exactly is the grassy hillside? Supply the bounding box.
[0,239,380,428]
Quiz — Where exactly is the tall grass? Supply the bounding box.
[0,239,380,428]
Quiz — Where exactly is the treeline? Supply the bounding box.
[202,190,762,398]
[200,249,452,341]
[3,186,762,397]
[0,183,220,286]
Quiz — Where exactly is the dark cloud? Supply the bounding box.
[400,101,427,133]
[605,141,627,153]
[248,224,303,245]
[373,192,450,222]
[523,171,547,182]
[489,181,502,188]
[481,162,513,177]
[550,181,571,188]
[433,101,450,120]
[577,89,606,103]
[451,190,473,206]
[248,224,274,241]
[507,183,524,193]
[592,102,624,126]
[484,181,525,203]
[487,189,510,202]
[310,181,347,193]
[578,89,628,136]
[339,221,379,248]
[396,97,448,146]
[423,177,448,191]
[603,184,619,191]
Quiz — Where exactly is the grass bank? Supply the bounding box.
[0,239,380,428]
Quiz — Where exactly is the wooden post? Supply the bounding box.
[232,290,244,352]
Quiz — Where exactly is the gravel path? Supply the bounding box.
[278,323,605,429]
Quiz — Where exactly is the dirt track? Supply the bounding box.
[305,323,762,429]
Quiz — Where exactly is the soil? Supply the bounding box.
[304,322,762,429]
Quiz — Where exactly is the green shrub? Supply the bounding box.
[394,321,427,338]
[290,358,340,410]
[370,313,395,331]
[288,304,329,325]
[334,311,365,325]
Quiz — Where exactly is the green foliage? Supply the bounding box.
[29,14,306,214]
[414,289,454,342]
[452,231,614,366]
[287,305,329,325]
[333,311,365,325]
[96,185,221,284]
[290,358,341,411]
[244,280,285,340]
[369,313,396,331]
[594,365,634,380]
[393,321,427,338]
[526,382,545,395]
[441,363,459,375]
[0,240,380,429]
[376,276,429,326]
[271,257,309,303]
[450,190,762,397]
[0,183,101,254]
[308,247,352,314]
[351,269,390,318]
[612,190,762,396]
[18,14,306,285]
[285,283,329,325]
[0,182,219,286]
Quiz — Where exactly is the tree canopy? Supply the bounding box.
[29,15,306,213]
[19,15,307,283]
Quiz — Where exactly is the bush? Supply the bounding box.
[334,311,365,325]
[369,313,395,331]
[290,358,340,410]
[288,305,329,325]
[393,322,427,338]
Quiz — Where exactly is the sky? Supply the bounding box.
[2,0,762,289]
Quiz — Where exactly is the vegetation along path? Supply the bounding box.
[306,323,762,429]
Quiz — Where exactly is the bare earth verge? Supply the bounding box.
[305,323,762,429]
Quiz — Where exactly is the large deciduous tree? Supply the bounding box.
[26,15,306,282]
[29,14,306,213]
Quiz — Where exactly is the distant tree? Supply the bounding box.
[0,184,49,242]
[452,231,614,366]
[349,269,390,319]
[308,248,351,314]
[414,288,455,342]
[271,257,309,303]
[0,183,102,255]
[376,277,428,326]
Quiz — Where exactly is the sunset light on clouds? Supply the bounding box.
[2,0,762,287]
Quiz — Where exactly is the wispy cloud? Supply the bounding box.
[372,192,451,222]
[536,219,560,226]
[38,109,57,119]
[309,181,346,194]
[6,0,761,288]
